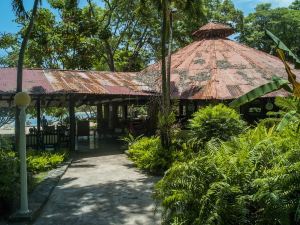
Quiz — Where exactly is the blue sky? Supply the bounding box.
[234,0,294,14]
[0,0,295,34]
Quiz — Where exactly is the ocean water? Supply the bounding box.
[27,115,53,126]
[4,112,93,128]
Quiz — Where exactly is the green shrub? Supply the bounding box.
[120,133,143,148]
[155,124,300,225]
[0,149,67,198]
[0,149,68,216]
[0,150,19,202]
[189,104,247,146]
[27,150,67,174]
[0,135,13,151]
[127,137,172,175]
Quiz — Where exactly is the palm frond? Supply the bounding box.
[11,0,28,18]
[275,96,300,112]
[229,77,290,108]
[277,110,299,131]
[276,49,300,97]
[266,29,300,68]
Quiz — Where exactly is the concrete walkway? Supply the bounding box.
[33,140,160,225]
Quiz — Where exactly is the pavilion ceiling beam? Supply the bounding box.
[46,96,56,107]
[69,95,76,152]
[8,95,14,107]
[76,94,89,107]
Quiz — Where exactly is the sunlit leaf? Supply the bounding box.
[277,49,300,97]
[266,29,300,68]
[229,77,290,108]
[277,110,299,131]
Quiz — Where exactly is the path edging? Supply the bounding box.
[9,159,73,223]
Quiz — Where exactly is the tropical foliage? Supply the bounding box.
[0,148,68,214]
[269,96,300,132]
[26,150,67,173]
[155,123,300,225]
[127,137,170,175]
[0,136,13,151]
[239,1,300,57]
[0,108,14,128]
[120,133,143,148]
[0,150,18,201]
[127,105,247,175]
[188,104,246,146]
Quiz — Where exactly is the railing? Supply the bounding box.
[26,128,69,150]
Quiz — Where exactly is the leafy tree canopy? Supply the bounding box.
[239,1,300,57]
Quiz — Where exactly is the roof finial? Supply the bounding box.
[192,22,234,39]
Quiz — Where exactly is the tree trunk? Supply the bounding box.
[161,0,168,111]
[86,1,115,72]
[160,0,171,149]
[15,0,39,152]
[104,40,115,72]
[166,10,173,111]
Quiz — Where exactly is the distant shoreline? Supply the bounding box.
[0,127,31,135]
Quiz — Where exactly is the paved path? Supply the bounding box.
[33,141,160,225]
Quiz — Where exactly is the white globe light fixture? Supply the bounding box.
[14,92,31,107]
[14,92,31,215]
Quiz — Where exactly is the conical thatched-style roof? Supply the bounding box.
[139,22,300,100]
[192,22,234,39]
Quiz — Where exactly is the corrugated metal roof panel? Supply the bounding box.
[0,68,53,94]
[139,31,299,100]
[0,68,150,96]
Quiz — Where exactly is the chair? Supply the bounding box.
[42,133,58,151]
[77,121,90,140]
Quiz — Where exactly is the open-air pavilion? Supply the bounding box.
[139,22,297,121]
[0,68,154,151]
[0,22,298,151]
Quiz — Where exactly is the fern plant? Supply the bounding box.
[274,96,300,132]
[155,123,300,225]
[127,136,172,175]
[119,133,143,147]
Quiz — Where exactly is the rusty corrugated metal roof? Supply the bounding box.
[192,22,234,39]
[0,68,151,96]
[0,68,54,94]
[139,23,300,100]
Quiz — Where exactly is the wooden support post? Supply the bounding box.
[122,104,128,120]
[147,102,159,135]
[103,104,109,120]
[108,104,112,130]
[108,103,118,130]
[113,103,118,128]
[36,97,41,149]
[194,101,198,112]
[96,103,103,135]
[179,103,183,116]
[69,96,76,151]
[186,102,193,117]
[102,103,109,133]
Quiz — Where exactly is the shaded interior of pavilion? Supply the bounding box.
[0,89,279,152]
[20,93,155,152]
